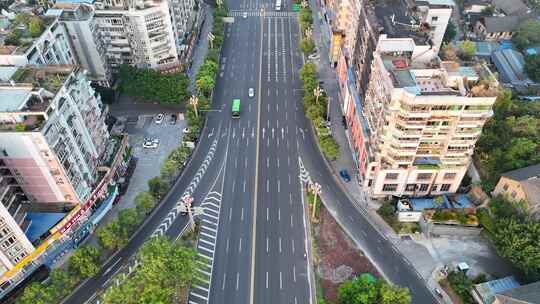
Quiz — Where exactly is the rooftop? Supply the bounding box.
[502,163,540,181]
[473,276,521,304]
[496,281,540,303]
[0,12,57,55]
[480,15,526,33]
[378,50,499,97]
[492,0,530,16]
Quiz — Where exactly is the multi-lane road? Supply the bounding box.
[62,0,440,303]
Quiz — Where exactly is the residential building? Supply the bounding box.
[361,45,498,197]
[474,16,525,41]
[472,276,521,304]
[491,48,536,93]
[0,13,76,66]
[49,3,112,85]
[494,281,540,304]
[492,164,540,217]
[0,64,109,279]
[492,0,530,16]
[335,0,455,184]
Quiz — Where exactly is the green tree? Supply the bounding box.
[196,75,216,95]
[135,191,157,216]
[380,283,412,304]
[160,159,178,180]
[28,17,43,37]
[299,7,313,26]
[118,208,141,237]
[68,245,101,279]
[300,38,316,54]
[147,176,169,199]
[300,63,317,83]
[320,136,340,160]
[480,6,495,16]
[525,54,540,82]
[512,19,540,50]
[458,40,476,60]
[443,21,457,43]
[97,221,125,250]
[16,282,54,304]
[447,271,474,303]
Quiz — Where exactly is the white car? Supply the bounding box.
[143,138,160,149]
[248,88,254,98]
[308,53,320,60]
[183,127,190,134]
[154,113,164,124]
[243,12,248,18]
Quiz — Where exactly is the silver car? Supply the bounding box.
[248,88,255,98]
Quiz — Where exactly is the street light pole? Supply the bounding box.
[309,182,322,220]
[183,195,195,231]
[313,85,322,105]
[189,95,199,117]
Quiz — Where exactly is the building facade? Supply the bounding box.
[361,47,498,197]
[0,64,110,278]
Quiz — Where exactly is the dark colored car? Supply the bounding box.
[170,114,177,125]
[339,169,351,182]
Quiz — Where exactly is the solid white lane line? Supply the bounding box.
[241,207,244,221]
[290,192,293,205]
[290,214,293,227]
[226,238,230,253]
[239,237,243,253]
[266,271,269,289]
[266,179,269,192]
[232,180,236,192]
[267,207,269,221]
[292,239,295,254]
[279,237,282,253]
[279,271,283,289]
[222,273,227,290]
[289,174,291,184]
[236,272,240,290]
[277,179,280,193]
[277,158,280,168]
[266,236,269,253]
[293,265,297,282]
[266,156,269,168]
[243,180,246,193]
[229,207,232,222]
[278,208,281,221]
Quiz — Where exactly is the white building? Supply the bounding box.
[0,13,76,66]
[0,64,110,278]
[361,41,498,197]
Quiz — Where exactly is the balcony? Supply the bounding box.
[0,114,46,133]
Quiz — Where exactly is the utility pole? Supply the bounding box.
[309,182,322,220]
[189,95,199,117]
[313,85,322,105]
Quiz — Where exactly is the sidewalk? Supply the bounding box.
[305,1,448,300]
[188,4,213,93]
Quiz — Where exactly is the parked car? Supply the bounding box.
[243,11,248,18]
[170,114,177,125]
[339,169,351,182]
[308,53,320,60]
[154,113,164,124]
[143,138,160,149]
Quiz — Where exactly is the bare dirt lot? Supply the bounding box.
[315,206,380,302]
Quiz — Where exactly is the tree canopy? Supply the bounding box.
[512,19,540,50]
[118,65,189,104]
[442,21,457,43]
[68,245,102,279]
[474,91,540,191]
[525,54,540,82]
[338,275,411,304]
[102,237,199,304]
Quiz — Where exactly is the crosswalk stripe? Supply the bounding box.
[201,225,217,233]
[191,292,208,300]
[198,244,214,253]
[200,231,216,239]
[199,238,214,246]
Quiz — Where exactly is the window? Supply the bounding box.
[382,184,398,192]
[419,184,429,192]
[502,183,509,191]
[368,179,373,187]
[385,173,399,180]
[441,184,451,191]
[405,184,417,191]
[431,16,438,22]
[511,191,517,198]
[417,173,432,180]
[432,184,438,192]
[443,173,456,180]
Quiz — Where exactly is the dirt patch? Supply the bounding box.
[315,206,380,302]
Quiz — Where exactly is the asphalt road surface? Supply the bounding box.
[62,0,439,302]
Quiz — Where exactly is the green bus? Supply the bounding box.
[232,99,240,118]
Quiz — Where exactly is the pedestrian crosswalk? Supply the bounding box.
[228,10,297,17]
[188,191,222,304]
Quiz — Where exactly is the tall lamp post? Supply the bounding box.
[189,95,199,118]
[183,195,195,230]
[313,85,322,105]
[309,182,322,220]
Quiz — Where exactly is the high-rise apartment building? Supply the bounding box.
[0,64,110,278]
[361,45,498,197]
